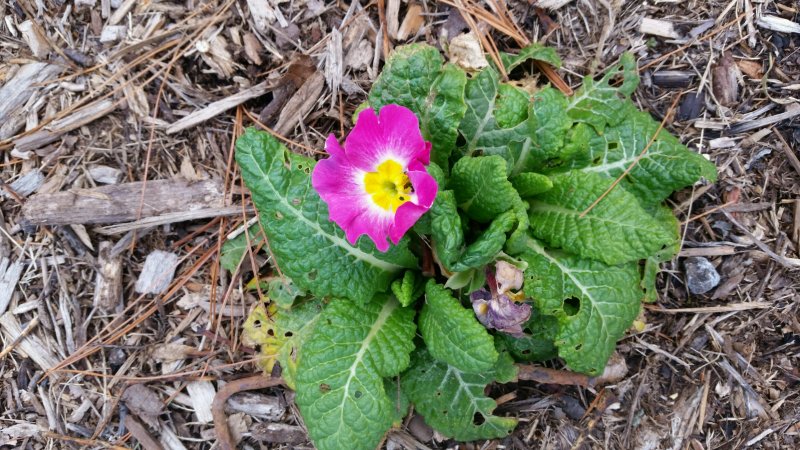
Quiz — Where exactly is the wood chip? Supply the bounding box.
[0,313,59,373]
[0,256,24,315]
[21,178,224,226]
[88,165,123,184]
[13,98,118,152]
[397,3,424,41]
[100,25,127,43]
[166,82,273,134]
[135,250,179,294]
[727,103,800,134]
[0,62,62,140]
[95,205,251,235]
[755,15,800,34]
[274,71,324,135]
[124,415,165,450]
[640,17,681,39]
[187,381,216,424]
[93,241,122,311]
[108,0,136,25]
[3,169,44,198]
[712,52,739,107]
[225,392,286,420]
[17,20,50,58]
[251,422,307,444]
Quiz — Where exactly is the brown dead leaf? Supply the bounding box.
[122,384,164,428]
[448,32,488,72]
[736,59,763,79]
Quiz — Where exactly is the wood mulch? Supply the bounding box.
[1,1,798,449]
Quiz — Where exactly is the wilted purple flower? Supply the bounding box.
[495,260,523,295]
[471,266,531,337]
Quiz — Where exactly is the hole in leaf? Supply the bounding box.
[307,270,317,281]
[608,142,619,150]
[275,211,284,220]
[574,344,583,351]
[544,157,563,168]
[355,390,363,399]
[319,383,330,393]
[521,350,531,355]
[284,331,293,338]
[435,391,442,397]
[267,329,275,336]
[472,412,486,426]
[442,410,448,416]
[564,297,580,316]
[252,320,262,329]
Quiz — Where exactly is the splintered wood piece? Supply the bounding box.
[166,81,274,134]
[0,313,60,373]
[0,62,62,139]
[0,257,24,315]
[251,423,307,444]
[135,250,179,295]
[21,179,224,226]
[95,205,251,235]
[224,392,286,420]
[712,52,739,107]
[13,99,118,152]
[3,170,44,200]
[640,17,681,39]
[187,381,216,424]
[93,241,122,311]
[274,71,325,135]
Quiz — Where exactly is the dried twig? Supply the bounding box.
[212,375,285,450]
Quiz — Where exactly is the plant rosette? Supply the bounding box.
[228,43,717,450]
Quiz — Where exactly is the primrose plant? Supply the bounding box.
[226,43,716,450]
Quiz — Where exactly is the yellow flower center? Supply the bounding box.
[363,160,412,212]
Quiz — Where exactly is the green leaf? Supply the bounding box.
[296,296,416,450]
[419,281,498,373]
[451,210,516,273]
[460,67,512,157]
[402,348,518,441]
[528,171,674,265]
[501,43,562,71]
[391,270,424,307]
[451,155,517,223]
[220,224,263,272]
[579,104,717,205]
[369,44,443,113]
[369,45,467,168]
[495,84,530,128]
[236,129,417,304]
[243,299,323,390]
[510,172,553,197]
[509,87,573,175]
[497,308,559,362]
[420,64,468,168]
[266,278,304,310]
[566,53,639,132]
[514,236,641,375]
[430,190,465,271]
[641,204,681,302]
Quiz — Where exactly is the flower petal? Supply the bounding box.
[313,144,393,250]
[470,288,531,338]
[345,105,430,171]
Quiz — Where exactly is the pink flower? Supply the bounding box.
[311,105,438,252]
